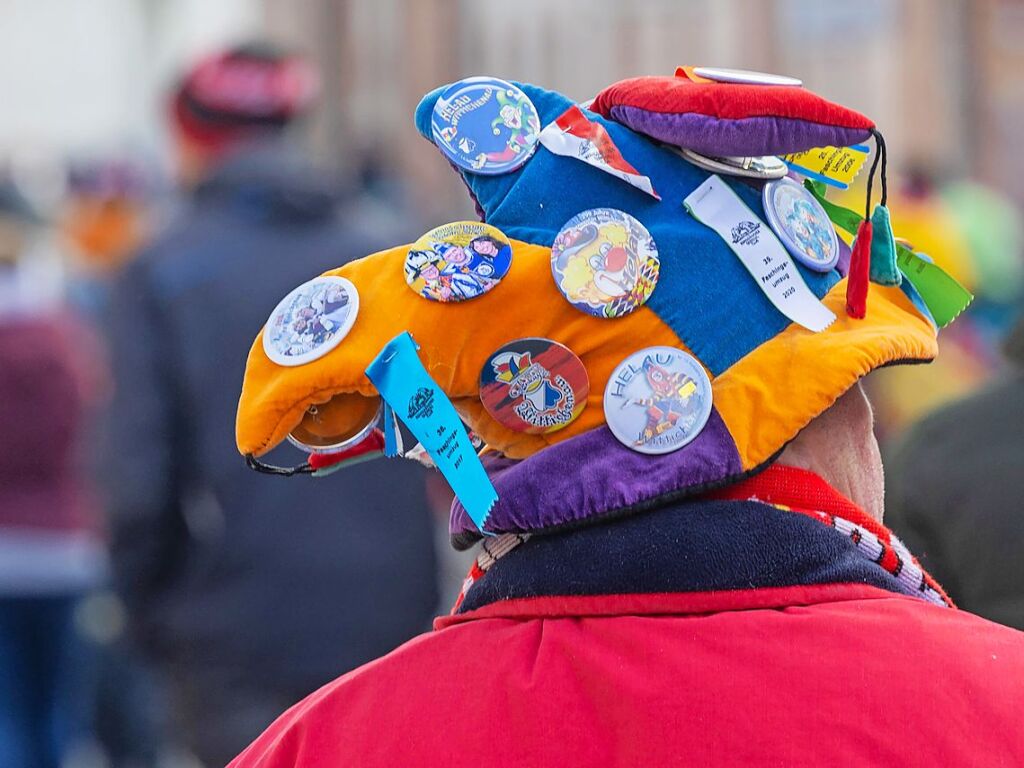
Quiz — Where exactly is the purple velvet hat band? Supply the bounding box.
[450,408,746,549]
[608,106,873,158]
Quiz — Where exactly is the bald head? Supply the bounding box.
[776,381,886,521]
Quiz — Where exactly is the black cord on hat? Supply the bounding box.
[865,128,888,219]
[245,454,315,476]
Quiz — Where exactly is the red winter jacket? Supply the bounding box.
[230,469,1024,767]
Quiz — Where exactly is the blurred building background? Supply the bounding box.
[2,0,1023,216]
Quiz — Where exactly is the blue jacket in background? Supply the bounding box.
[102,146,438,693]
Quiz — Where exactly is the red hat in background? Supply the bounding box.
[171,43,320,150]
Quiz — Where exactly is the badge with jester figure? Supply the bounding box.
[479,338,589,434]
[405,221,513,303]
[431,76,542,175]
[550,208,660,319]
[603,346,713,455]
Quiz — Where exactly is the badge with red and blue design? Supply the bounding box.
[479,338,589,434]
[603,346,712,454]
[431,77,541,175]
[550,208,660,319]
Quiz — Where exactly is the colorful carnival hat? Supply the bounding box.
[235,69,970,548]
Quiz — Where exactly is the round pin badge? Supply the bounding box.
[288,394,382,454]
[603,346,713,455]
[431,76,542,175]
[762,177,841,272]
[673,148,788,180]
[263,276,359,366]
[405,221,513,303]
[479,338,589,434]
[550,208,660,319]
[692,67,802,87]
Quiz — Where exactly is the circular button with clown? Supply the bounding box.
[550,208,660,319]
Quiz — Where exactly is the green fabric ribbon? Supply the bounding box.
[868,205,901,287]
[804,180,972,327]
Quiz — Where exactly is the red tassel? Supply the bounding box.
[307,429,385,470]
[846,219,873,319]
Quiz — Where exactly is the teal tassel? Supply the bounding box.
[869,205,901,286]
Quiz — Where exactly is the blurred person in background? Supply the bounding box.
[861,169,1024,442]
[887,315,1024,630]
[0,182,107,768]
[61,159,153,318]
[57,159,169,768]
[102,44,437,766]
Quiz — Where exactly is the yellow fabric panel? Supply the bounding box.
[236,239,691,459]
[713,278,937,470]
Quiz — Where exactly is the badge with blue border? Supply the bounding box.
[603,346,713,455]
[405,221,513,303]
[431,76,541,175]
[550,208,660,319]
[762,177,840,272]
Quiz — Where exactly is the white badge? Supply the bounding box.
[684,176,836,333]
[263,276,360,366]
[692,67,802,87]
[603,346,713,455]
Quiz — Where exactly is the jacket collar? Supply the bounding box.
[443,466,952,625]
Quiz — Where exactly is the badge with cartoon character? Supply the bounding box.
[431,76,542,175]
[550,208,660,319]
[603,346,712,455]
[405,222,513,303]
[263,276,359,366]
[762,177,840,272]
[479,338,589,434]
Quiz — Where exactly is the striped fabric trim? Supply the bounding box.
[770,502,951,608]
[451,533,529,614]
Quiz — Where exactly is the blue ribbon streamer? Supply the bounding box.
[365,332,497,531]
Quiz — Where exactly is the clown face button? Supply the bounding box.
[604,346,712,455]
[479,338,589,434]
[762,177,840,272]
[405,222,513,303]
[431,76,542,175]
[550,208,660,319]
[263,276,359,366]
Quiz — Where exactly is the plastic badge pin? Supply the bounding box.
[288,394,383,455]
[431,76,541,175]
[263,276,358,366]
[550,208,660,319]
[479,338,589,434]
[604,346,713,455]
[692,67,802,87]
[405,222,513,303]
[762,177,840,272]
[672,148,788,180]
